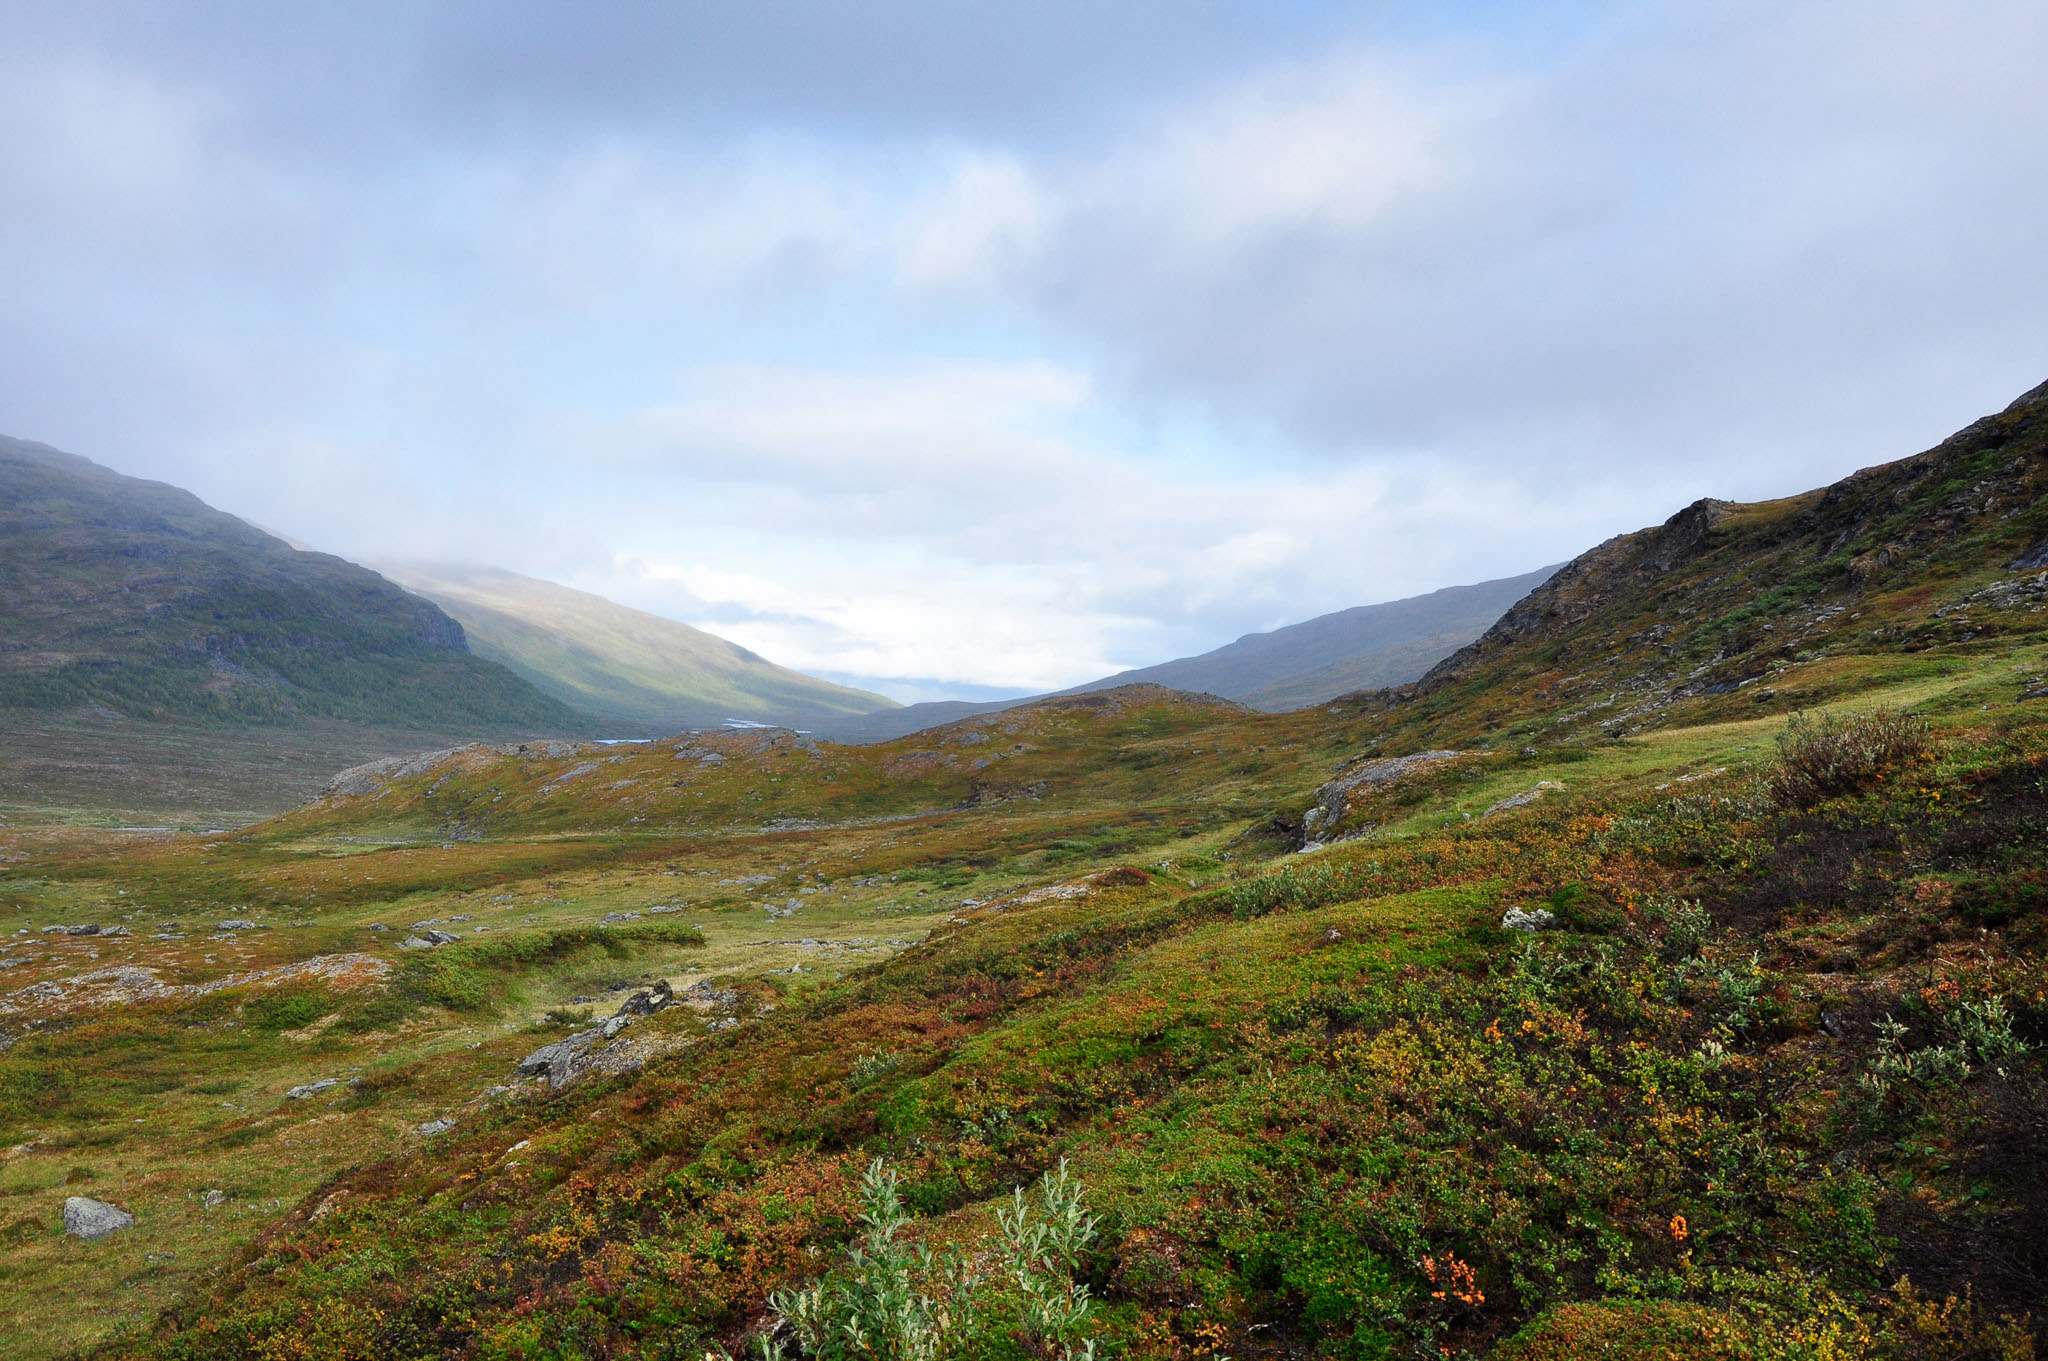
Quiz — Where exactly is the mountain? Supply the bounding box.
[809,568,1558,742]
[1066,565,1560,710]
[0,436,590,818]
[0,437,576,732]
[377,563,898,731]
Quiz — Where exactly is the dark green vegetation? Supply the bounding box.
[378,564,896,731]
[2,381,2047,1359]
[0,437,574,731]
[0,437,590,820]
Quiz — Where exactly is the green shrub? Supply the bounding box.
[1769,706,1930,808]
[760,1159,1100,1361]
[242,988,335,1032]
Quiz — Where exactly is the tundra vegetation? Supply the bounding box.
[1,384,2047,1358]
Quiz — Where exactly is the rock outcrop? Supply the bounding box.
[514,980,680,1088]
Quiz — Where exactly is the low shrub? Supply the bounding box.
[1769,707,1930,808]
[394,922,704,1013]
[242,988,336,1033]
[760,1158,1100,1361]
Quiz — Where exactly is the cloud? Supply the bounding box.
[1,2,2045,697]
[934,0,2048,494]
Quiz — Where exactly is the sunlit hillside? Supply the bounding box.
[381,564,898,732]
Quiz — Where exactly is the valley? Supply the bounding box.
[1,383,2046,1357]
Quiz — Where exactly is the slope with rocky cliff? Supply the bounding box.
[1342,378,2048,747]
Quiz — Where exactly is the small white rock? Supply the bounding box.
[1500,906,1558,933]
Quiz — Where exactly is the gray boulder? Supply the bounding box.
[41,924,101,936]
[415,1117,455,1136]
[63,1196,134,1239]
[216,920,258,932]
[1303,751,1466,840]
[514,1021,628,1089]
[286,1078,340,1100]
[515,1033,595,1088]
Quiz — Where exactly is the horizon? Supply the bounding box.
[3,2,2045,702]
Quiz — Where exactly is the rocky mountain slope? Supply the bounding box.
[379,562,897,731]
[1339,377,2048,749]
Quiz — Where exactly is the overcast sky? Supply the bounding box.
[4,2,2046,701]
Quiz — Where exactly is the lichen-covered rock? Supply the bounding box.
[63,1196,134,1239]
[1304,750,1466,841]
[1501,906,1558,932]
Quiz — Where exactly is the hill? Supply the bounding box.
[810,569,1559,743]
[1067,565,1560,710]
[1334,375,2048,754]
[0,437,586,819]
[379,563,897,731]
[5,381,2048,1359]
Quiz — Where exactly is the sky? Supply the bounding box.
[3,2,2046,704]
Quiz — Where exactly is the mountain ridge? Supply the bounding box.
[807,567,1562,743]
[378,562,898,731]
[1065,565,1559,710]
[0,435,576,732]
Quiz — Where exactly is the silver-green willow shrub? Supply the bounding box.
[758,1158,1099,1361]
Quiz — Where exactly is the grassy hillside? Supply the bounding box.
[0,438,580,735]
[1,384,2046,1359]
[380,564,896,731]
